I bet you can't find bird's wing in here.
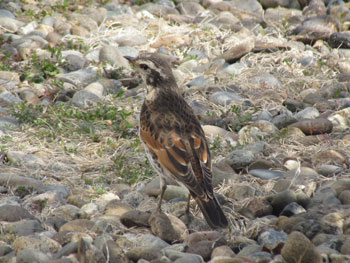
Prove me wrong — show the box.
[140,123,213,199]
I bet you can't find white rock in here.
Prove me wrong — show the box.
[19,21,38,35]
[95,192,120,210]
[136,10,156,19]
[222,62,245,75]
[294,107,320,120]
[284,159,299,170]
[81,203,99,216]
[209,91,242,106]
[327,108,350,132]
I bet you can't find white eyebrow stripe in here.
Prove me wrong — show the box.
[139,59,168,80]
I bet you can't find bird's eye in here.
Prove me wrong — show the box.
[139,64,149,70]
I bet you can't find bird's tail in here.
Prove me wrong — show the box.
[193,195,228,229]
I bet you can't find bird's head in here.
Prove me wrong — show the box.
[125,53,178,98]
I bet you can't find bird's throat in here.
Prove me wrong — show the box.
[145,86,158,101]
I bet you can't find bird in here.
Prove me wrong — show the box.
[125,52,228,228]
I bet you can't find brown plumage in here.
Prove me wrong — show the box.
[126,53,228,228]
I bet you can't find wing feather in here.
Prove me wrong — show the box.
[140,123,212,198]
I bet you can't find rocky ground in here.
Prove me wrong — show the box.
[0,0,350,262]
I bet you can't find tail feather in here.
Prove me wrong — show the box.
[194,196,228,229]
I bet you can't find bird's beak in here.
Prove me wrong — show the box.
[124,56,138,67]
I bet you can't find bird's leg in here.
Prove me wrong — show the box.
[157,176,167,212]
[185,194,191,215]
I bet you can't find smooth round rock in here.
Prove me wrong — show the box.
[0,205,34,222]
[280,202,306,217]
[99,45,130,68]
[59,219,96,233]
[249,169,285,180]
[289,118,333,135]
[211,245,236,259]
[225,150,255,169]
[126,246,163,262]
[120,210,151,228]
[281,231,322,263]
[16,248,50,263]
[149,211,188,243]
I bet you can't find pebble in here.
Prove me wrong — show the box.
[0,205,34,222]
[202,125,238,146]
[123,232,169,249]
[51,204,83,221]
[163,185,189,201]
[120,209,151,228]
[238,120,278,143]
[294,107,320,120]
[0,116,18,130]
[57,68,99,87]
[311,186,341,207]
[71,84,103,108]
[3,220,43,236]
[249,169,285,180]
[99,45,130,68]
[52,242,77,259]
[225,149,255,170]
[80,202,98,216]
[116,34,148,47]
[270,190,297,215]
[219,28,255,63]
[104,199,132,216]
[221,62,246,75]
[281,231,322,263]
[14,235,61,254]
[312,149,347,168]
[6,151,45,168]
[0,174,42,190]
[63,54,86,72]
[339,190,350,205]
[237,244,261,257]
[100,239,129,263]
[126,246,163,261]
[272,111,297,129]
[187,75,206,88]
[0,17,22,32]
[0,90,22,105]
[16,248,51,263]
[244,197,273,218]
[187,240,220,260]
[329,32,350,49]
[149,211,188,243]
[59,219,96,233]
[118,46,139,58]
[327,108,350,132]
[280,202,306,216]
[289,118,333,135]
[226,183,255,200]
[291,15,338,43]
[209,91,242,106]
[316,165,343,177]
[211,246,235,259]
[163,249,203,263]
[258,229,287,251]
